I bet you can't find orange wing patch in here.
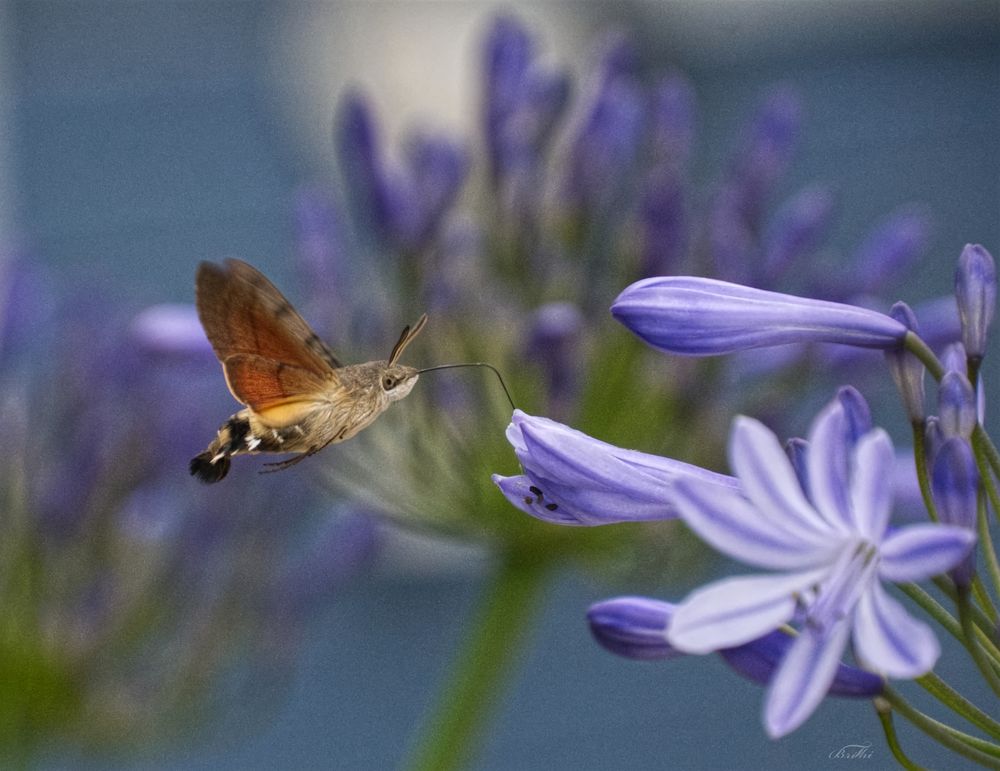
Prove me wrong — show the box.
[196,259,341,377]
[222,353,329,420]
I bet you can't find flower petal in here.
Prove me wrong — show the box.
[587,596,679,660]
[764,619,852,737]
[848,429,894,540]
[729,416,832,540]
[804,398,853,530]
[667,569,828,654]
[611,276,908,356]
[673,477,839,570]
[878,524,977,582]
[853,581,939,678]
[720,629,882,698]
[492,474,586,525]
[504,411,739,525]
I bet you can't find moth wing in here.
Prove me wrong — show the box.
[196,259,342,376]
[223,353,334,427]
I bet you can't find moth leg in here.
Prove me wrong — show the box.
[257,437,336,474]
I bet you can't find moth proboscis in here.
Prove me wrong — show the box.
[190,258,514,483]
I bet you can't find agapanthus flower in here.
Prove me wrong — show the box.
[492,410,738,526]
[954,243,996,359]
[930,437,978,588]
[612,277,908,356]
[665,392,975,736]
[0,277,378,755]
[588,596,883,698]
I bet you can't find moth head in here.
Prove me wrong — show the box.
[380,364,419,402]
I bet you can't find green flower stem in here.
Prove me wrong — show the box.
[917,671,1000,740]
[904,331,945,382]
[977,492,1000,610]
[874,697,926,771]
[910,420,938,522]
[900,583,962,640]
[881,687,1000,768]
[932,577,1000,655]
[902,582,1000,668]
[406,551,550,771]
[973,425,1000,523]
[957,590,1000,698]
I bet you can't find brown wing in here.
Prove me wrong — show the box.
[195,259,342,376]
[223,354,329,427]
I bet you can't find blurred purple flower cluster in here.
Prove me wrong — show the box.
[0,256,377,755]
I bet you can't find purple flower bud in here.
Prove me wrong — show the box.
[0,255,54,366]
[638,170,687,278]
[836,386,874,443]
[525,302,584,417]
[853,206,931,293]
[761,185,835,283]
[482,16,569,191]
[612,277,908,357]
[336,92,406,245]
[131,304,214,361]
[940,341,967,376]
[587,597,679,660]
[931,437,978,587]
[588,597,883,697]
[726,87,801,226]
[404,131,470,246]
[493,411,739,526]
[565,38,645,213]
[885,303,925,422]
[719,630,883,698]
[938,370,977,439]
[955,243,996,358]
[649,72,696,171]
[924,416,945,469]
[483,16,533,139]
[707,185,757,284]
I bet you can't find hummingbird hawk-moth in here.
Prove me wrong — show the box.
[190,258,429,483]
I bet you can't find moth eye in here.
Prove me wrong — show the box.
[382,375,396,391]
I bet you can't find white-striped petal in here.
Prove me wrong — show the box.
[849,430,894,539]
[674,479,841,570]
[852,582,939,678]
[667,569,829,654]
[729,417,832,540]
[878,524,977,582]
[764,620,852,737]
[805,400,853,530]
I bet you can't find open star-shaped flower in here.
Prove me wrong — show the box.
[666,391,976,737]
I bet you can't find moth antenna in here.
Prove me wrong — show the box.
[417,362,517,411]
[389,313,429,365]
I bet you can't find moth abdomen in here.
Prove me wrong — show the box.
[190,451,231,483]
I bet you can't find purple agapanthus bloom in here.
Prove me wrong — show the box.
[491,410,739,526]
[665,392,975,736]
[588,596,883,698]
[611,277,908,356]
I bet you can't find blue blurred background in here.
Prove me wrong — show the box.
[2,1,997,769]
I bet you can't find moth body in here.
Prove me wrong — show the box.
[190,259,425,483]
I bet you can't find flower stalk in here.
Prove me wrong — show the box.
[406,552,551,771]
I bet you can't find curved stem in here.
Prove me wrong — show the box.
[882,686,1000,768]
[904,331,945,382]
[917,671,1000,740]
[875,697,926,771]
[957,590,1000,698]
[911,421,938,522]
[406,551,550,771]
